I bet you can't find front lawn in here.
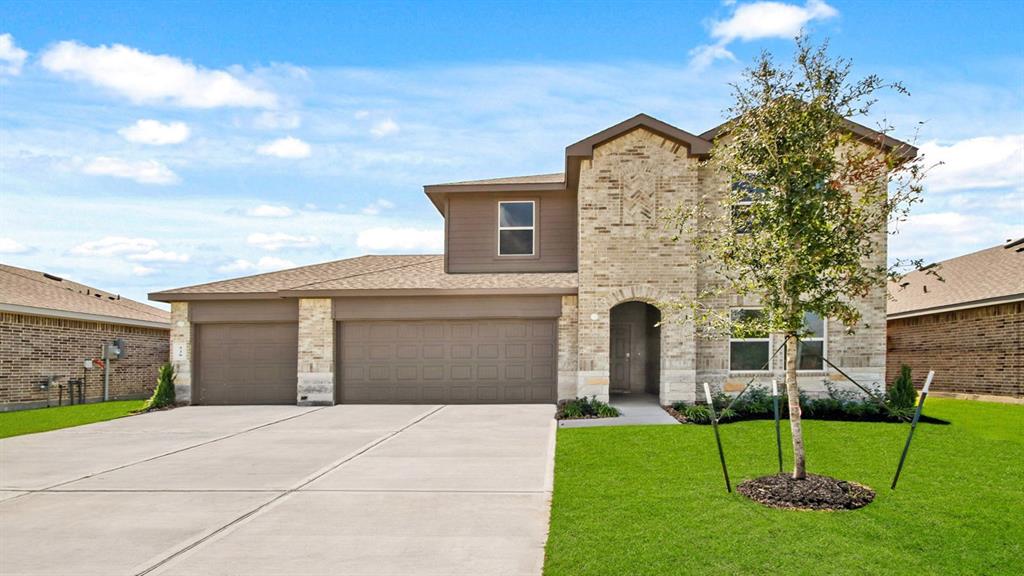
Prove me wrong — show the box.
[0,400,146,439]
[545,398,1023,575]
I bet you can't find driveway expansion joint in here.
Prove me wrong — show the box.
[133,404,446,576]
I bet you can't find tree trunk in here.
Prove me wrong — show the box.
[785,333,807,479]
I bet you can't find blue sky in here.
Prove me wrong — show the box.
[1,0,1022,307]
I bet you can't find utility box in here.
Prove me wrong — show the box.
[107,338,127,360]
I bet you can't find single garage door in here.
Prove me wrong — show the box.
[196,323,298,405]
[339,319,556,404]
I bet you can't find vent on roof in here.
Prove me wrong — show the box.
[43,273,63,282]
[1004,237,1024,250]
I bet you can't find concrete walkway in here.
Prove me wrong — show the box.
[558,394,679,428]
[0,404,555,576]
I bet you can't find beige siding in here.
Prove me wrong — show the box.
[446,190,577,273]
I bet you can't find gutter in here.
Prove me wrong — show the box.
[887,293,1024,320]
[0,303,170,330]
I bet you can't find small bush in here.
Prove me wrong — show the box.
[667,381,918,425]
[889,364,916,411]
[556,396,620,420]
[144,363,176,411]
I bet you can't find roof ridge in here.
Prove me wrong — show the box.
[286,255,444,290]
[0,265,168,320]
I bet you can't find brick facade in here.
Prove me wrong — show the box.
[887,302,1023,397]
[0,312,169,410]
[169,302,192,404]
[570,127,889,403]
[297,298,335,406]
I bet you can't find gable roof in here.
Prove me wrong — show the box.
[887,239,1024,318]
[0,263,170,328]
[565,113,712,159]
[700,115,918,161]
[150,255,577,301]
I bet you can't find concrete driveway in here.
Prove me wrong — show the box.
[0,404,555,576]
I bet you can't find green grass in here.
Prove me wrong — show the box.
[0,400,146,439]
[544,399,1023,575]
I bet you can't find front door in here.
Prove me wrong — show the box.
[610,324,631,393]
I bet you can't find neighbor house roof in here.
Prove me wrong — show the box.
[887,239,1024,318]
[0,263,170,328]
[150,255,578,301]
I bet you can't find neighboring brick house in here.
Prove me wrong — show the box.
[0,264,170,411]
[887,239,1023,399]
[151,114,912,406]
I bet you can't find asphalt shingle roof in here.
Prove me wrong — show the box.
[429,173,565,187]
[150,255,578,299]
[0,263,170,325]
[887,240,1024,316]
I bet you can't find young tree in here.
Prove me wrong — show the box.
[669,36,926,479]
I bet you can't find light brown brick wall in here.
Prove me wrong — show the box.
[574,127,889,402]
[0,312,169,409]
[887,302,1023,397]
[576,127,700,403]
[297,297,334,405]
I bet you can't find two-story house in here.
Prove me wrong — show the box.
[151,114,911,406]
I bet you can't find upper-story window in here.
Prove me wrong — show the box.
[730,179,762,234]
[498,201,535,256]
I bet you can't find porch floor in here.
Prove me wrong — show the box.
[558,394,679,428]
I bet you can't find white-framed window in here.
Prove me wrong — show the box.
[498,200,535,256]
[729,308,771,372]
[730,179,760,234]
[797,311,826,371]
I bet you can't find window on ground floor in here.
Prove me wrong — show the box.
[730,308,770,371]
[797,311,826,371]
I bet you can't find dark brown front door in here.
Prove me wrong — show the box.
[610,323,631,393]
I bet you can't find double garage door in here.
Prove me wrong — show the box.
[339,319,556,404]
[195,318,555,405]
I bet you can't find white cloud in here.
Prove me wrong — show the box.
[920,134,1024,193]
[127,249,190,263]
[890,211,1022,265]
[246,232,320,250]
[71,236,159,257]
[246,204,294,218]
[257,136,311,159]
[361,198,396,215]
[39,41,276,108]
[0,33,28,76]
[252,110,301,130]
[70,237,190,268]
[217,256,295,274]
[0,237,30,254]
[118,119,191,145]
[82,157,179,185]
[370,118,400,137]
[356,227,443,253]
[690,0,838,69]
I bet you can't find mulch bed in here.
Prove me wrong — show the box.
[737,473,875,511]
[662,405,688,422]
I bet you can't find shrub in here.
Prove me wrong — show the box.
[889,364,917,411]
[556,396,620,420]
[144,363,176,410]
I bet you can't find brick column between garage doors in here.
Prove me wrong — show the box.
[297,298,335,406]
[170,302,193,404]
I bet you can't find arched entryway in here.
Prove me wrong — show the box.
[609,301,661,397]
